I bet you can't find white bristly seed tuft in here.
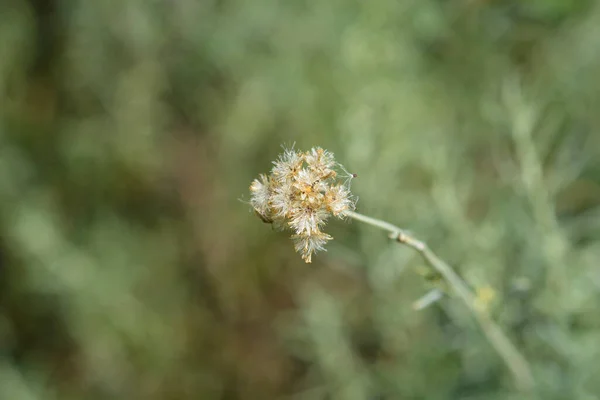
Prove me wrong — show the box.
[249,147,357,263]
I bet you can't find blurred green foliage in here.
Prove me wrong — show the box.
[1,0,600,399]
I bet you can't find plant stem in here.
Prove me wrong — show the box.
[343,210,535,391]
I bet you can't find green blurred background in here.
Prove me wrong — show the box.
[1,0,600,399]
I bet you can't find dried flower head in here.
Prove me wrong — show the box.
[249,147,357,263]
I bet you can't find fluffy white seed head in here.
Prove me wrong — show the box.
[249,147,356,263]
[291,232,332,263]
[288,206,329,236]
[271,147,304,184]
[325,184,355,216]
[249,174,272,217]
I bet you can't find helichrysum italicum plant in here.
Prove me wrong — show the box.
[249,147,356,263]
[249,146,535,392]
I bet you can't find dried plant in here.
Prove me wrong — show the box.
[249,147,356,263]
[250,146,535,391]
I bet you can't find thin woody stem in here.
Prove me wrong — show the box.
[342,210,535,391]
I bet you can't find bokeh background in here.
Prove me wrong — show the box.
[1,0,600,399]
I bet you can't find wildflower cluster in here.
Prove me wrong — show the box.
[250,147,356,263]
